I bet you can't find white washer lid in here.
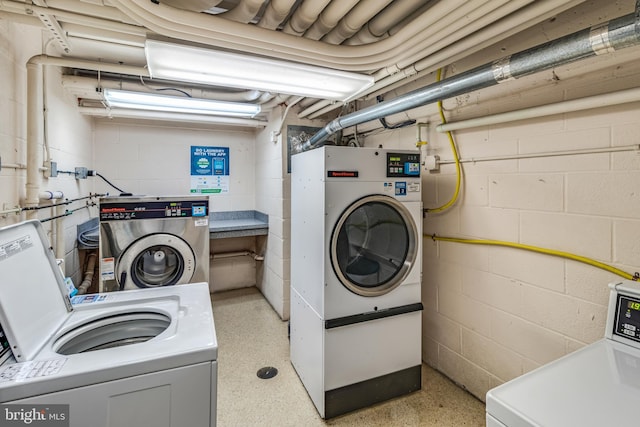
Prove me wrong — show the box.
[486,339,640,427]
[0,220,71,362]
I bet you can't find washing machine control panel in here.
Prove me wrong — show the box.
[386,152,420,178]
[100,200,209,221]
[614,294,640,343]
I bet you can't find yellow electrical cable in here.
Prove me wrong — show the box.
[425,69,462,213]
[430,234,638,281]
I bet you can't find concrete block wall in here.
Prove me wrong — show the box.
[255,108,289,319]
[364,0,640,401]
[92,121,256,211]
[368,95,640,402]
[255,106,325,320]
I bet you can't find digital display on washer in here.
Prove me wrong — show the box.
[100,200,209,221]
[386,153,420,178]
[614,295,640,343]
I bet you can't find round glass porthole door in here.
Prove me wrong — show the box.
[116,234,195,289]
[330,195,418,297]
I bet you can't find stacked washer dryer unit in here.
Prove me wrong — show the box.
[0,220,218,427]
[486,279,640,427]
[99,195,210,292]
[290,145,423,419]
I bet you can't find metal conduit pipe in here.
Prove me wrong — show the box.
[377,0,586,89]
[282,0,332,36]
[301,8,640,150]
[299,0,583,118]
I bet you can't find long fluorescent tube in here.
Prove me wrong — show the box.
[79,107,268,128]
[145,40,374,102]
[103,89,261,118]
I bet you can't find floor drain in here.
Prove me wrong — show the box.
[257,366,278,379]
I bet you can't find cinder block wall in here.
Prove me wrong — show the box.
[362,0,640,400]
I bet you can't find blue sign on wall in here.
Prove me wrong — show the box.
[190,146,230,194]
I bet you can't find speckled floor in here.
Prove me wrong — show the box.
[211,287,486,427]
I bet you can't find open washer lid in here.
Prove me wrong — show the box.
[0,220,72,362]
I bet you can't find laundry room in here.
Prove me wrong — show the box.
[1,0,640,426]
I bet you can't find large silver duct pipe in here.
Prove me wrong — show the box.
[302,5,640,150]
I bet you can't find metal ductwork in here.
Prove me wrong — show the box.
[302,3,640,151]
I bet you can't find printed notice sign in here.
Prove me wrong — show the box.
[190,146,230,194]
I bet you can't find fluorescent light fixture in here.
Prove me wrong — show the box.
[103,89,261,118]
[145,40,375,102]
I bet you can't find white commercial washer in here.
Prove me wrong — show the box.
[0,220,218,427]
[290,145,422,419]
[486,279,640,427]
[99,195,210,292]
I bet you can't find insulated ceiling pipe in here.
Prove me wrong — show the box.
[300,0,583,119]
[301,6,640,150]
[345,0,426,45]
[282,0,332,36]
[302,0,360,40]
[322,0,394,45]
[258,0,297,30]
[218,0,265,24]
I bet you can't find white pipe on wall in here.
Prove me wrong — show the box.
[39,191,64,200]
[438,145,640,165]
[437,87,640,132]
[25,60,44,219]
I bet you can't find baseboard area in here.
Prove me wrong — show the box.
[324,365,422,419]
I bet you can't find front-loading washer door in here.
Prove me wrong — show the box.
[330,195,418,297]
[117,234,196,289]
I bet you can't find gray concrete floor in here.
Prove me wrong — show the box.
[211,287,485,426]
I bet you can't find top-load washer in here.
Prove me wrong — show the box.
[99,195,210,292]
[0,220,218,427]
[290,146,423,419]
[291,145,422,319]
[486,279,640,427]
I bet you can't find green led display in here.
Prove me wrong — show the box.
[628,301,640,311]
